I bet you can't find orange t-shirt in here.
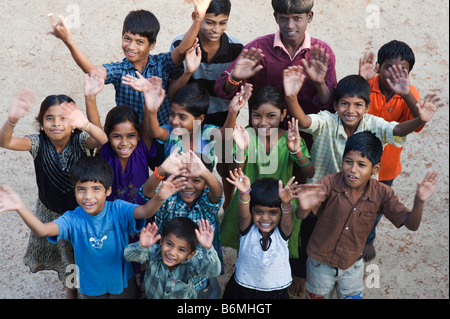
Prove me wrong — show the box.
[368,75,422,181]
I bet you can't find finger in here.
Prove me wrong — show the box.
[59,15,68,28]
[48,13,56,27]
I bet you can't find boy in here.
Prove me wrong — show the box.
[295,131,440,299]
[169,0,244,210]
[284,71,443,184]
[48,0,212,125]
[124,217,221,299]
[139,150,224,298]
[0,156,187,298]
[214,0,337,147]
[358,40,427,260]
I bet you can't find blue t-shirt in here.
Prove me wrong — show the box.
[48,200,144,296]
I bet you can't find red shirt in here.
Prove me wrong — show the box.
[214,31,337,148]
[368,75,422,181]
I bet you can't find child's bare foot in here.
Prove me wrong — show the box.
[289,275,306,298]
[363,243,376,262]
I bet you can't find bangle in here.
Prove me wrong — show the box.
[7,119,17,126]
[238,193,250,204]
[236,147,248,157]
[298,157,310,167]
[81,121,90,131]
[227,72,242,86]
[233,154,246,164]
[153,166,166,180]
[289,146,303,155]
[240,188,251,194]
[281,201,293,213]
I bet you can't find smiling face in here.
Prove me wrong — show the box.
[250,102,286,137]
[108,121,139,159]
[275,12,313,46]
[251,205,282,235]
[334,95,369,135]
[198,13,229,43]
[121,32,153,66]
[41,105,73,145]
[177,176,206,207]
[342,150,380,192]
[74,181,111,216]
[160,232,196,270]
[169,103,204,136]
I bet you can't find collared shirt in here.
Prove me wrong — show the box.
[103,53,182,125]
[171,32,244,114]
[368,75,422,181]
[214,31,337,146]
[301,111,406,183]
[124,242,221,299]
[307,172,411,270]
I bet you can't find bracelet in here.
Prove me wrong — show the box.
[153,166,166,180]
[236,147,248,156]
[227,72,242,86]
[7,119,17,126]
[233,154,246,164]
[81,121,90,131]
[240,188,251,194]
[238,193,250,204]
[281,201,293,213]
[298,157,310,167]
[289,146,303,155]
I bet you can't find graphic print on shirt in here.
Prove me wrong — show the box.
[89,235,107,249]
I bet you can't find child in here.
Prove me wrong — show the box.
[214,0,337,146]
[0,156,187,298]
[0,89,107,299]
[284,70,443,185]
[220,85,314,258]
[48,0,212,125]
[124,217,221,299]
[122,72,252,169]
[139,150,224,298]
[222,168,306,299]
[358,40,429,260]
[295,131,440,299]
[169,0,244,210]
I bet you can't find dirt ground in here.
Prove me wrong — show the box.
[0,0,448,299]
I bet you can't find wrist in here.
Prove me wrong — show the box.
[6,117,18,126]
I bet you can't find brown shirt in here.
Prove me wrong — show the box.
[307,172,411,270]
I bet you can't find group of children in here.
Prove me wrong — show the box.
[0,0,444,300]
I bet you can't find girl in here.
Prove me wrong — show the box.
[121,71,252,170]
[220,85,315,257]
[222,168,300,299]
[84,72,157,205]
[0,89,107,298]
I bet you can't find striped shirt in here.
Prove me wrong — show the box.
[301,111,406,183]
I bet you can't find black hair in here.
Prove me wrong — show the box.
[377,40,415,72]
[249,178,282,212]
[35,95,75,127]
[171,82,210,118]
[103,105,141,137]
[122,10,160,44]
[272,0,314,14]
[162,217,199,252]
[207,0,231,16]
[343,131,383,167]
[70,156,114,191]
[334,75,371,106]
[248,85,284,111]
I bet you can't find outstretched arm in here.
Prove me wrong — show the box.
[287,118,315,178]
[278,176,298,236]
[226,168,252,232]
[0,185,59,237]
[403,170,440,231]
[48,14,106,76]
[84,69,105,129]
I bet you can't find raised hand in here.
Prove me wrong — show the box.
[47,14,73,45]
[84,71,105,97]
[286,118,301,153]
[192,0,213,21]
[233,124,249,151]
[416,170,440,202]
[59,101,90,131]
[159,148,188,176]
[8,89,37,124]
[139,222,161,248]
[184,151,208,177]
[195,219,214,249]
[417,93,444,123]
[226,168,251,193]
[283,66,306,97]
[0,185,24,213]
[278,176,298,205]
[229,83,253,113]
[230,48,264,81]
[359,51,378,81]
[386,64,411,96]
[301,45,329,85]
[156,174,188,201]
[294,184,327,212]
[184,41,202,74]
